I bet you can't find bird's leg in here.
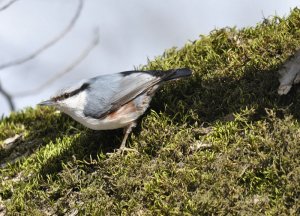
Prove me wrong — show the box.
[117,122,138,153]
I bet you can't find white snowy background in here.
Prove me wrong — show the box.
[0,0,299,115]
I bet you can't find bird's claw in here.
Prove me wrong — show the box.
[107,147,138,156]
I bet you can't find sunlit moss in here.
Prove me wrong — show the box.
[1,8,300,215]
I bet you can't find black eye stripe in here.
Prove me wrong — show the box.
[53,83,89,101]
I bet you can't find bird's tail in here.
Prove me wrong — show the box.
[164,68,192,81]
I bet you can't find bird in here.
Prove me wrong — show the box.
[39,68,192,153]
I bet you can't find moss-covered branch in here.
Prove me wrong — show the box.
[1,8,300,215]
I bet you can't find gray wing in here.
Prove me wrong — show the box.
[83,71,172,118]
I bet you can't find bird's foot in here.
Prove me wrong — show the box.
[118,147,138,154]
[107,147,138,156]
[278,84,292,95]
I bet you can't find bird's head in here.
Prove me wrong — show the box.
[38,81,90,114]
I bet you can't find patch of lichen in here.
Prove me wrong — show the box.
[1,8,300,215]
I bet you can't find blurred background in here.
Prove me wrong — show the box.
[0,0,299,116]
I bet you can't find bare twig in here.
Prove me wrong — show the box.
[0,81,15,111]
[278,49,300,95]
[0,0,84,70]
[13,29,100,97]
[0,0,19,12]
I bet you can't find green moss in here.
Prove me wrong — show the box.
[1,8,300,215]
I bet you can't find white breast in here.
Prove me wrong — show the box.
[58,91,147,130]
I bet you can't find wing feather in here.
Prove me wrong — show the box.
[83,70,171,118]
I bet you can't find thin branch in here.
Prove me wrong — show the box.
[0,0,84,70]
[0,81,15,111]
[0,0,19,12]
[13,29,100,97]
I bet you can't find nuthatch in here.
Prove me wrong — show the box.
[39,68,192,153]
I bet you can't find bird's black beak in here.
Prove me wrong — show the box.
[38,100,56,106]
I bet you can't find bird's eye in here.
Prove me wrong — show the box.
[53,82,89,102]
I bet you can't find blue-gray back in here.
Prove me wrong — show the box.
[83,71,162,118]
